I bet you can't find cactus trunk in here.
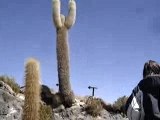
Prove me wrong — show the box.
[56,27,74,107]
[57,27,70,94]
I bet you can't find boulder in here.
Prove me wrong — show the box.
[0,81,23,120]
[41,85,53,106]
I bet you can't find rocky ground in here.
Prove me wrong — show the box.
[0,81,23,120]
[53,99,128,120]
[0,81,128,120]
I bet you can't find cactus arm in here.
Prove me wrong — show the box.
[65,0,76,29]
[52,0,62,28]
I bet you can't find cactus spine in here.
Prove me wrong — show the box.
[23,58,41,120]
[52,0,76,107]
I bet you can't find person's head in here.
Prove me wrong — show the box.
[143,60,160,78]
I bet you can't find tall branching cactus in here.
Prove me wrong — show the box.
[23,58,41,120]
[52,0,76,107]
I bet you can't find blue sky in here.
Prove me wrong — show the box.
[0,0,160,103]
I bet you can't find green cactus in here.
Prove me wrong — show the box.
[23,58,41,120]
[52,0,76,107]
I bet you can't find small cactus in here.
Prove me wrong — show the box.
[23,58,41,120]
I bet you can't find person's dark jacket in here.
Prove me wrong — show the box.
[126,75,160,120]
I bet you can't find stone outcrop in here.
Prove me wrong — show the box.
[0,81,23,120]
[0,82,128,120]
[53,98,128,120]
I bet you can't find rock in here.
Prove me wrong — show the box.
[53,105,65,113]
[73,99,85,107]
[41,85,53,106]
[53,97,129,120]
[0,81,15,96]
[0,82,129,120]
[0,81,23,120]
[16,93,25,101]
